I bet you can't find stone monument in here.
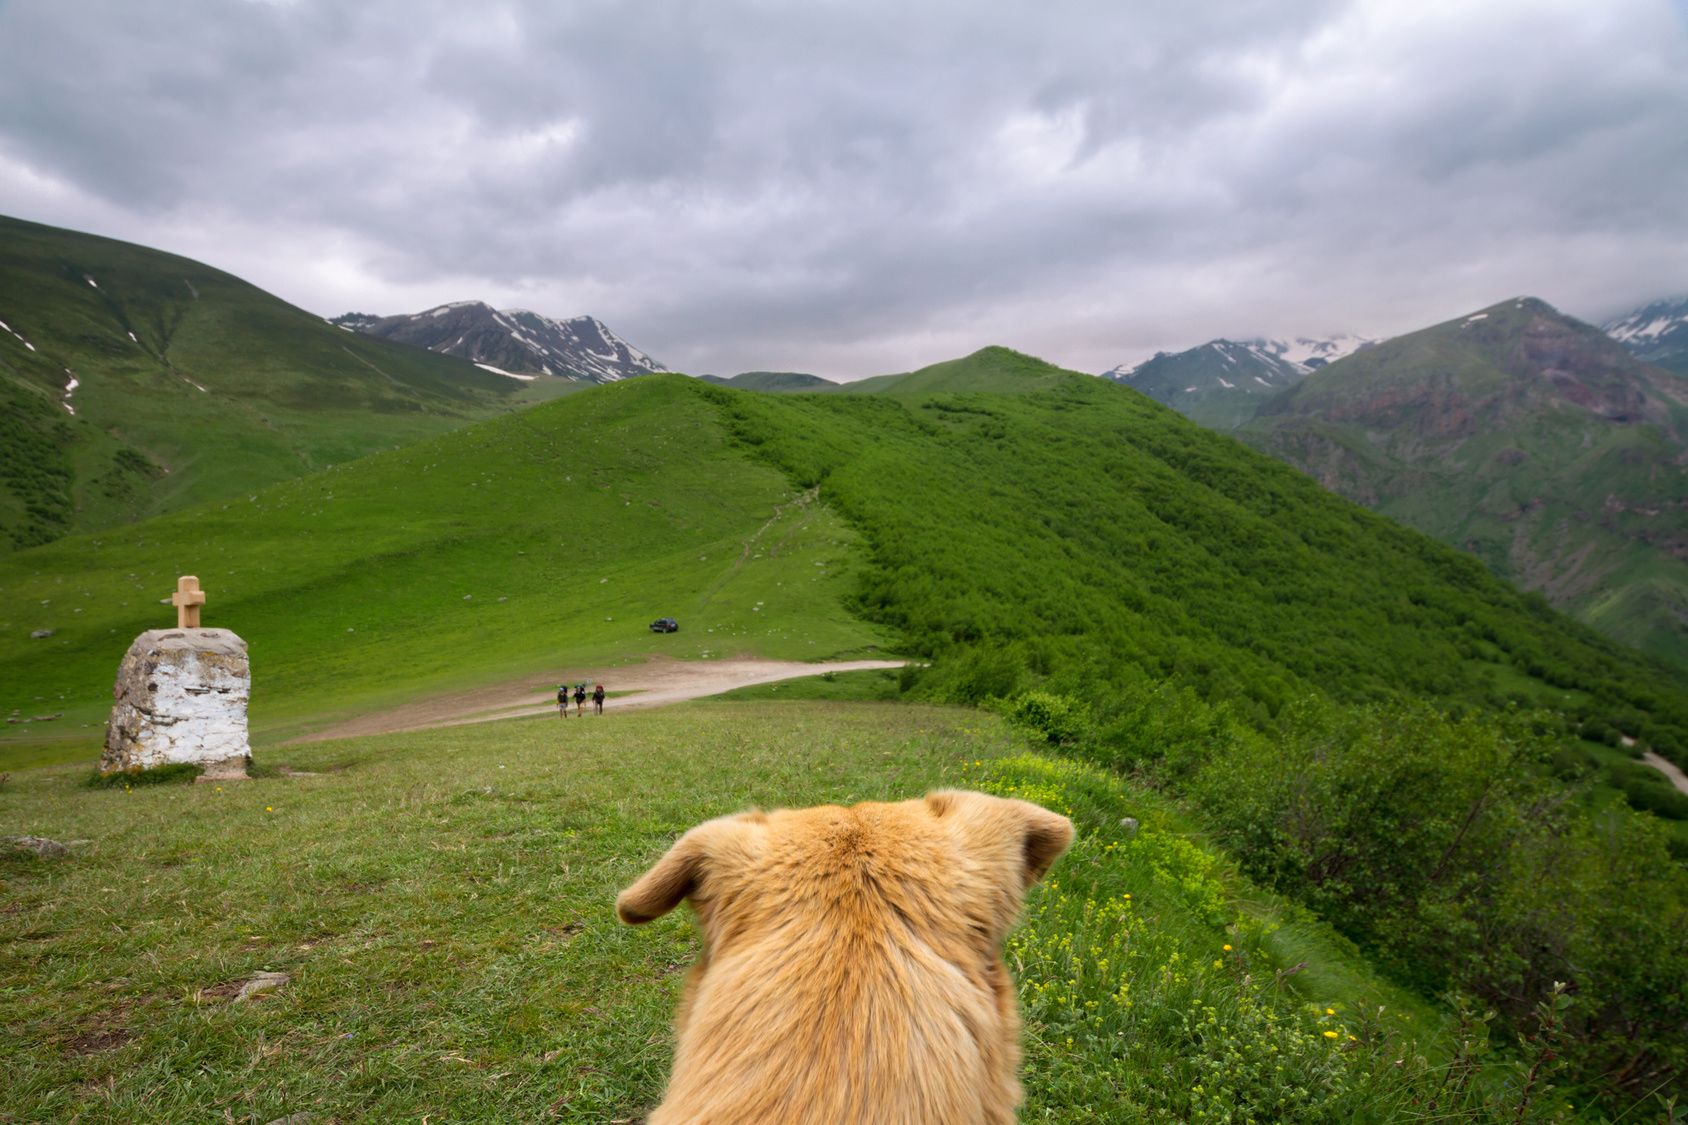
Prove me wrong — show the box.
[101,576,252,780]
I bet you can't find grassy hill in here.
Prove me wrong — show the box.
[698,370,836,392]
[0,215,551,550]
[5,349,1687,1107]
[832,346,1080,396]
[1242,298,1688,670]
[7,349,1685,760]
[0,376,883,753]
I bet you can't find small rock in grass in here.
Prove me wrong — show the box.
[1119,817,1140,837]
[6,835,72,858]
[236,971,291,1002]
[30,629,53,639]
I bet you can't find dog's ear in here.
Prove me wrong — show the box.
[616,813,761,925]
[1014,799,1074,887]
[925,789,1074,887]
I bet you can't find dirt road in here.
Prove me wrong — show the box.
[291,657,907,743]
[1643,750,1688,798]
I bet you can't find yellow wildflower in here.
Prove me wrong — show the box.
[1323,1030,1339,1040]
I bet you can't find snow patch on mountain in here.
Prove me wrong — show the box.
[1603,296,1688,373]
[475,362,536,381]
[1104,333,1372,386]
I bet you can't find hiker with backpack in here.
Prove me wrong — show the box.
[556,684,570,720]
[574,682,588,717]
[593,682,606,715]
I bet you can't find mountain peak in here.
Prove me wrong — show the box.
[334,303,664,383]
[1101,333,1371,429]
[1603,294,1688,374]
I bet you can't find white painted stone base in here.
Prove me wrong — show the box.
[102,628,252,777]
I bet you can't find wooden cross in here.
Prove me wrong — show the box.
[172,575,206,628]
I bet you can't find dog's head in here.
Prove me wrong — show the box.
[616,789,1073,955]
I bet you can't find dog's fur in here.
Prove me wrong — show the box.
[616,789,1074,1124]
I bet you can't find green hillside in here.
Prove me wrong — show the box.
[833,346,1079,396]
[7,350,1684,759]
[1244,298,1688,670]
[5,350,1687,1106]
[698,370,835,392]
[0,215,540,550]
[0,376,883,747]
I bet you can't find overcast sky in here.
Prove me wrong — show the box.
[3,0,1686,379]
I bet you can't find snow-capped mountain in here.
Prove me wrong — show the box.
[1250,334,1372,370]
[1603,296,1688,374]
[1102,335,1372,430]
[332,301,666,384]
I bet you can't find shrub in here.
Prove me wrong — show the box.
[1006,690,1092,746]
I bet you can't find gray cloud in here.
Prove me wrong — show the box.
[2,0,1686,378]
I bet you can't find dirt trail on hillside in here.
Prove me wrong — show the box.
[1643,751,1688,798]
[289,657,907,743]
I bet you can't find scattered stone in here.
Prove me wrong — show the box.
[30,713,62,722]
[103,629,252,779]
[1118,817,1140,838]
[6,835,72,858]
[235,971,291,1002]
[265,1114,314,1125]
[29,629,53,639]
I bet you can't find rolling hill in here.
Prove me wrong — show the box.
[0,216,550,552]
[6,347,1687,1106]
[1243,297,1688,669]
[6,348,1682,759]
[698,370,836,392]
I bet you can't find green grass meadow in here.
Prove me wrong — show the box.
[3,701,1543,1124]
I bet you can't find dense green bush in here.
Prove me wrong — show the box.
[975,752,1584,1122]
[1005,690,1092,745]
[1175,697,1688,1106]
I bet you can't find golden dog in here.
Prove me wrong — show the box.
[616,789,1074,1123]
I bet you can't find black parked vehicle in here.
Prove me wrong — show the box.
[649,617,680,633]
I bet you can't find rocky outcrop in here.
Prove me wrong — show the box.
[102,629,251,778]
